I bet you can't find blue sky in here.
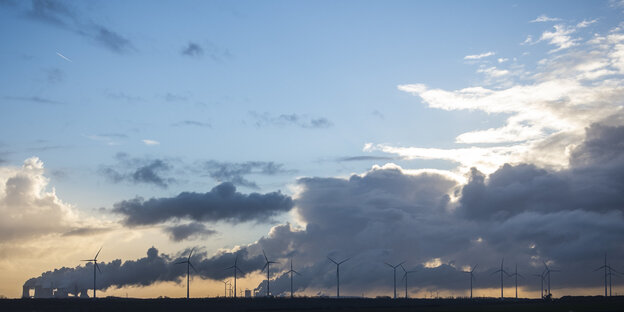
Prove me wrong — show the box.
[2,0,624,299]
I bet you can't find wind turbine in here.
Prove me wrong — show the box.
[542,261,559,297]
[221,280,230,297]
[80,247,102,298]
[594,253,620,297]
[175,248,196,299]
[400,264,416,299]
[507,263,523,299]
[225,254,244,298]
[463,264,478,299]
[385,261,405,299]
[533,272,545,299]
[261,250,279,297]
[328,256,350,298]
[492,258,510,300]
[286,258,301,298]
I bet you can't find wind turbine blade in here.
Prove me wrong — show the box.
[262,263,268,272]
[327,257,338,265]
[189,262,197,273]
[188,248,194,261]
[338,257,351,265]
[472,264,478,272]
[236,267,245,275]
[294,271,301,276]
[491,270,501,275]
[594,266,606,272]
[542,261,549,271]
[268,261,279,264]
[385,262,393,268]
[263,249,268,262]
[400,264,407,272]
[224,265,235,270]
[235,254,239,265]
[95,247,103,260]
[96,263,102,274]
[81,259,95,262]
[175,261,188,265]
[398,261,406,267]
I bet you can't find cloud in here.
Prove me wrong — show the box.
[539,24,579,52]
[172,120,211,128]
[100,153,174,188]
[24,0,133,54]
[530,15,562,23]
[61,226,113,237]
[163,222,216,242]
[0,157,75,241]
[26,124,624,295]
[142,139,160,146]
[476,66,510,77]
[2,95,63,105]
[23,246,265,295]
[463,51,495,60]
[84,133,127,146]
[250,112,333,129]
[181,42,203,57]
[112,182,294,227]
[337,156,396,162]
[200,160,293,189]
[390,24,624,173]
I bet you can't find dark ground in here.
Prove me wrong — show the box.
[1,296,623,312]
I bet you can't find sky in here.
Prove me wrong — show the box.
[1,0,624,299]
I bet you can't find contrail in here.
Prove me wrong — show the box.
[56,52,73,62]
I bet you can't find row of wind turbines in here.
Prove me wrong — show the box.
[79,248,621,299]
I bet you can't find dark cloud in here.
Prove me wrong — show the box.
[200,160,293,189]
[27,123,624,296]
[23,247,265,295]
[2,95,63,105]
[113,182,293,227]
[250,112,333,129]
[172,120,211,128]
[372,110,385,119]
[164,222,216,242]
[24,0,133,54]
[337,156,395,162]
[164,93,188,102]
[100,153,175,188]
[62,226,113,237]
[181,42,203,57]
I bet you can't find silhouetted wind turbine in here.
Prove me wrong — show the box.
[463,264,478,299]
[286,257,301,298]
[222,280,230,297]
[507,263,523,299]
[328,256,350,298]
[385,261,405,299]
[175,248,196,299]
[492,258,510,299]
[400,264,416,299]
[542,261,559,297]
[533,272,545,299]
[225,254,244,298]
[80,247,102,298]
[262,250,279,297]
[594,253,620,297]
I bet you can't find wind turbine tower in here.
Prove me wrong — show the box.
[508,264,523,299]
[225,254,245,298]
[286,258,301,298]
[594,253,620,297]
[385,261,405,299]
[400,264,416,299]
[542,261,559,297]
[328,256,350,298]
[175,248,196,299]
[80,247,102,299]
[261,250,279,297]
[492,258,510,300]
[463,264,478,299]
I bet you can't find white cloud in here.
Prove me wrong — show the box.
[142,139,160,146]
[0,158,76,241]
[464,51,495,60]
[497,58,509,63]
[530,15,562,23]
[577,19,598,28]
[539,24,579,52]
[386,24,624,174]
[476,66,510,77]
